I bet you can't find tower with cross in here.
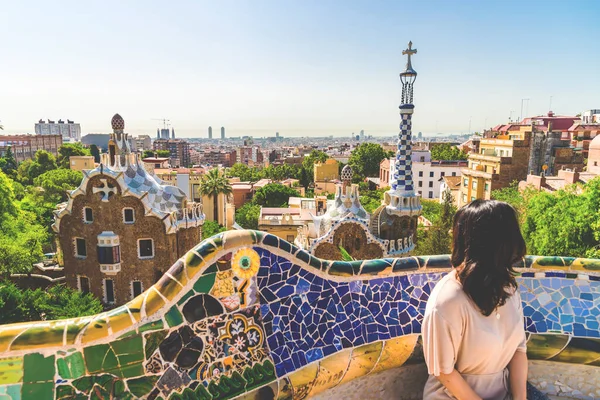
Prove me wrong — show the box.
[382,41,422,217]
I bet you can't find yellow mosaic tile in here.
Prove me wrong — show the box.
[155,274,183,302]
[0,325,30,352]
[105,307,135,336]
[0,356,23,385]
[223,230,255,251]
[143,288,167,318]
[11,323,64,351]
[370,335,419,374]
[276,377,294,400]
[336,341,383,385]
[80,316,110,344]
[549,338,600,365]
[287,360,318,399]
[306,348,352,397]
[210,270,235,298]
[527,334,570,360]
[126,294,145,323]
[64,317,95,345]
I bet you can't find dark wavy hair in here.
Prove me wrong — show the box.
[451,200,526,316]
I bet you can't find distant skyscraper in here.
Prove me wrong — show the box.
[156,129,160,139]
[35,119,81,141]
[159,128,170,139]
[221,127,225,139]
[360,130,365,141]
[276,132,279,138]
[171,128,175,139]
[208,126,213,139]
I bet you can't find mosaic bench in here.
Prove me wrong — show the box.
[0,230,599,400]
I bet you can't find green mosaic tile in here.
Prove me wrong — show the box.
[205,264,218,274]
[165,306,184,328]
[139,320,164,333]
[177,290,195,306]
[11,325,64,350]
[89,384,109,400]
[0,357,23,385]
[22,382,53,400]
[193,273,216,293]
[118,330,138,339]
[83,344,117,374]
[120,363,144,379]
[72,376,94,394]
[126,376,159,397]
[56,385,75,399]
[144,330,168,358]
[112,335,143,357]
[57,351,85,380]
[6,384,21,400]
[23,353,54,383]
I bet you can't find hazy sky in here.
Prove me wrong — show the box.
[1,0,599,137]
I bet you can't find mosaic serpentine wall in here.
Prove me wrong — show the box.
[0,230,599,400]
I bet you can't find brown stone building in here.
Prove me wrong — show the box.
[0,134,62,163]
[53,114,205,306]
[153,139,191,167]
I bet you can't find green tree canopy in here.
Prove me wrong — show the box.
[0,171,18,219]
[252,183,300,207]
[199,168,232,221]
[142,150,171,159]
[430,143,468,161]
[414,188,456,256]
[34,169,83,202]
[17,150,58,185]
[226,163,263,182]
[202,220,226,240]
[359,188,386,214]
[348,143,388,180]
[0,282,103,324]
[235,203,261,230]
[0,147,17,177]
[57,143,91,168]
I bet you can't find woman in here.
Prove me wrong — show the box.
[422,200,528,400]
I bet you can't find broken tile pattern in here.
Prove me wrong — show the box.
[0,230,597,399]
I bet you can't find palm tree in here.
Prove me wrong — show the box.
[199,168,232,223]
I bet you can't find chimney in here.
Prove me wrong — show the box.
[526,174,545,190]
[558,168,579,184]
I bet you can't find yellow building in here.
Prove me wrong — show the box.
[258,208,310,242]
[458,135,530,207]
[69,156,95,171]
[314,159,339,182]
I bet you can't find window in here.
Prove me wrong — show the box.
[75,238,87,258]
[595,161,598,166]
[472,181,477,189]
[420,156,425,162]
[428,191,433,198]
[104,279,115,304]
[471,196,476,201]
[429,171,434,178]
[132,281,143,298]
[418,171,423,177]
[83,207,93,223]
[440,172,445,177]
[123,208,135,224]
[452,172,456,176]
[418,181,423,187]
[286,235,294,242]
[485,183,490,191]
[98,246,121,264]
[462,194,467,203]
[138,239,154,259]
[79,276,90,294]
[428,181,433,188]
[463,179,468,187]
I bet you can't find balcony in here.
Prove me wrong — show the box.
[0,230,595,399]
[99,263,121,275]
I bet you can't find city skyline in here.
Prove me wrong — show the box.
[1,0,599,137]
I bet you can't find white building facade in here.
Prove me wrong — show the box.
[35,119,81,141]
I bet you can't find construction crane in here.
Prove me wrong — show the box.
[151,118,170,129]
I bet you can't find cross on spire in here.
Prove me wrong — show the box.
[93,179,117,202]
[402,41,417,71]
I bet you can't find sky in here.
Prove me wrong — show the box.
[1,0,599,138]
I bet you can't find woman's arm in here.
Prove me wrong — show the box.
[508,350,528,400]
[436,369,483,400]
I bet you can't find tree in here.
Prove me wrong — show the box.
[142,150,170,159]
[359,188,386,213]
[34,169,83,202]
[348,143,388,180]
[1,146,17,177]
[17,150,59,184]
[226,163,262,182]
[0,212,48,274]
[430,143,468,161]
[252,183,299,207]
[89,144,101,163]
[235,203,261,230]
[0,282,103,324]
[57,143,90,168]
[202,220,226,239]
[0,171,18,219]
[414,188,455,256]
[199,168,232,222]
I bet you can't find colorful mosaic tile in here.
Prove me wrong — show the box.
[0,231,597,399]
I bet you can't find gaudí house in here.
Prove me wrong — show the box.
[0,43,598,400]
